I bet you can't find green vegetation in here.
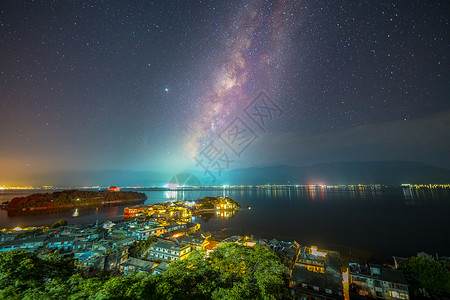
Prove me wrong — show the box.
[0,243,288,299]
[129,236,157,258]
[50,219,68,229]
[6,190,147,211]
[0,250,75,298]
[159,242,289,299]
[197,196,240,210]
[199,199,215,209]
[399,256,450,292]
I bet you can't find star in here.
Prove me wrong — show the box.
[165,88,169,92]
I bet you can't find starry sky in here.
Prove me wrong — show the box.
[0,0,449,186]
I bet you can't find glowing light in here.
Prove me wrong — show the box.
[13,227,22,231]
[342,271,349,282]
[72,208,79,217]
[310,246,327,257]
[163,182,179,199]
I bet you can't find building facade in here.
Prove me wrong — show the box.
[349,263,410,299]
[148,239,191,262]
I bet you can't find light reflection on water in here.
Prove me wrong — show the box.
[0,186,449,256]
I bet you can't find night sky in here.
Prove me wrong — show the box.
[0,1,449,186]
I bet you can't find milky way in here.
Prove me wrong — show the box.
[185,0,299,158]
[0,0,448,185]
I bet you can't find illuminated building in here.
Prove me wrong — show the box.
[290,268,344,299]
[124,204,189,221]
[290,246,343,299]
[349,263,409,299]
[120,257,156,276]
[295,246,328,273]
[47,236,77,250]
[153,261,170,275]
[175,235,207,251]
[133,226,166,240]
[148,239,191,262]
[213,197,239,210]
[0,235,47,252]
[124,206,147,218]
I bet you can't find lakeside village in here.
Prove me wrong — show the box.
[1,196,450,299]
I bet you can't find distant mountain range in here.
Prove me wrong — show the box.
[220,161,450,185]
[27,161,450,187]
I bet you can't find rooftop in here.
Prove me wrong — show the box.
[349,263,408,284]
[292,267,343,291]
[121,257,154,269]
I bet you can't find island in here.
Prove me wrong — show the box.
[123,196,241,220]
[196,196,240,211]
[4,190,147,215]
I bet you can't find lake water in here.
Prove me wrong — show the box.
[1,186,449,257]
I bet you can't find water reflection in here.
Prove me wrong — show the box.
[0,185,449,229]
[196,209,238,223]
[234,185,450,206]
[402,185,450,206]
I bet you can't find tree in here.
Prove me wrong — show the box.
[89,274,145,300]
[41,252,76,281]
[50,219,68,229]
[0,243,289,299]
[208,243,289,299]
[129,236,157,258]
[153,243,289,299]
[0,250,47,291]
[0,250,77,299]
[399,256,450,292]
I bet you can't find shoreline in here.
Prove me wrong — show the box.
[6,198,146,212]
[4,199,146,218]
[3,190,147,216]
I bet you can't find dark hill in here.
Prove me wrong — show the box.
[24,161,450,186]
[222,161,450,185]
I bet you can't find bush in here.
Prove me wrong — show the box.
[50,219,68,229]
[400,256,450,292]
